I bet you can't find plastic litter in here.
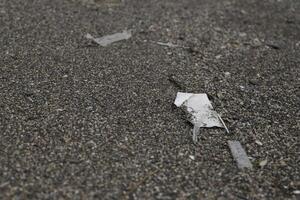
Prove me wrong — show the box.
[259,159,268,167]
[79,0,123,7]
[255,140,263,146]
[86,30,131,47]
[293,190,300,195]
[189,155,195,160]
[228,140,253,169]
[174,92,228,143]
[156,41,179,48]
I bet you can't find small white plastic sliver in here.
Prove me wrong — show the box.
[156,42,179,48]
[228,140,253,169]
[86,30,132,47]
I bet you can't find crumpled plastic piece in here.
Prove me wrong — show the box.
[175,93,223,128]
[86,30,131,47]
[228,140,253,169]
[174,92,227,143]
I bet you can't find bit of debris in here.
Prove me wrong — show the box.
[85,30,131,47]
[279,160,287,166]
[174,93,224,128]
[217,114,229,134]
[228,140,253,170]
[0,182,9,188]
[239,32,247,37]
[174,92,228,143]
[259,159,268,167]
[189,155,195,160]
[252,38,262,47]
[255,140,263,146]
[78,0,123,7]
[224,72,231,77]
[156,41,179,48]
[215,54,222,59]
[192,126,200,143]
[293,190,300,195]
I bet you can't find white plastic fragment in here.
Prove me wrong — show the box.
[224,72,231,77]
[293,190,300,195]
[189,155,195,160]
[86,30,131,47]
[217,114,230,134]
[192,126,200,143]
[80,0,123,7]
[259,159,268,167]
[174,92,227,143]
[175,93,224,127]
[228,140,253,169]
[255,140,263,146]
[156,41,179,48]
[215,54,222,59]
[0,182,9,188]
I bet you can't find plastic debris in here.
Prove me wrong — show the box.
[174,92,228,143]
[259,159,268,167]
[217,114,230,134]
[215,54,222,59]
[189,155,195,160]
[156,41,179,48]
[0,182,9,188]
[293,190,300,195]
[224,72,231,77]
[255,140,263,146]
[228,140,253,169]
[79,0,123,7]
[86,30,131,47]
